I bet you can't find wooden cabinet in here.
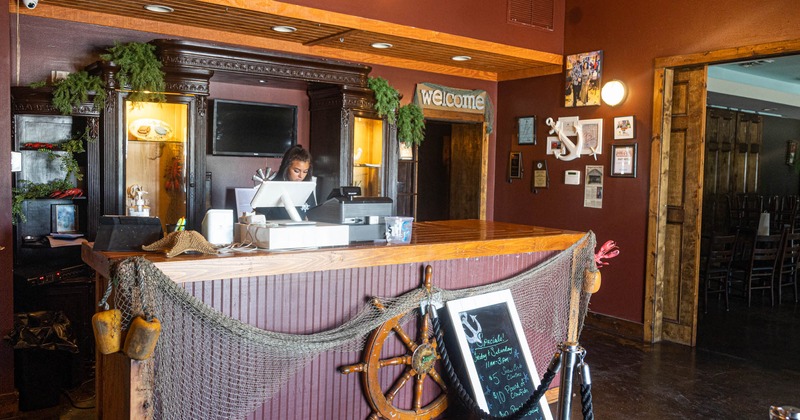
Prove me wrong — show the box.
[11,87,100,265]
[308,84,398,210]
[89,60,212,232]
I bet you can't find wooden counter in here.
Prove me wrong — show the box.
[83,220,587,419]
[83,220,583,283]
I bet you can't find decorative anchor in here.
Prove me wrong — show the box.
[546,117,600,161]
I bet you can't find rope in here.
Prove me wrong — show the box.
[431,309,559,420]
[580,384,594,420]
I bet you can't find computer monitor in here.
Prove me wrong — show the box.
[250,180,317,222]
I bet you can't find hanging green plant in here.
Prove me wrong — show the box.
[368,76,400,125]
[100,41,166,103]
[51,71,107,115]
[397,103,425,147]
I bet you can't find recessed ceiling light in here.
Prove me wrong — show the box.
[371,43,393,49]
[272,26,297,33]
[451,55,472,61]
[143,4,174,13]
[258,80,267,84]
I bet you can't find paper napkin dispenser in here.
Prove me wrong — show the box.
[94,215,163,251]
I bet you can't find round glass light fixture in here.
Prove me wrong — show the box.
[272,26,297,33]
[451,55,472,61]
[371,42,393,49]
[601,80,627,106]
[143,4,174,13]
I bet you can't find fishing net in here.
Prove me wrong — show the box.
[110,231,596,419]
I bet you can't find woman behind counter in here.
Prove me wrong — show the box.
[257,145,317,220]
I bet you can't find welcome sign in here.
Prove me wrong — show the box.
[413,83,494,132]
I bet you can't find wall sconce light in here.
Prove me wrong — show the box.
[601,80,627,106]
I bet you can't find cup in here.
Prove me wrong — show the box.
[384,216,414,244]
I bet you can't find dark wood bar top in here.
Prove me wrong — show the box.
[82,220,585,283]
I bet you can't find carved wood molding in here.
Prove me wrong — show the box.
[153,39,370,88]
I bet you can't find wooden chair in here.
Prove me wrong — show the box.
[730,233,782,306]
[700,233,738,312]
[776,229,800,304]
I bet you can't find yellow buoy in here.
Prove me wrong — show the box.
[92,309,123,355]
[124,316,162,360]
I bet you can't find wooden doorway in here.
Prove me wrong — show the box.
[400,115,487,221]
[645,39,800,345]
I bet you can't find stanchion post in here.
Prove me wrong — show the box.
[557,342,581,420]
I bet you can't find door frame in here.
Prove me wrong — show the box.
[422,109,489,220]
[645,38,800,343]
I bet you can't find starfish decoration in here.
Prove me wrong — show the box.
[142,230,218,258]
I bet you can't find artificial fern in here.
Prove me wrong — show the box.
[51,71,106,115]
[101,41,166,103]
[368,76,400,125]
[397,103,425,147]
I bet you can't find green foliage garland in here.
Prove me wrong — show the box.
[51,71,107,115]
[100,41,166,103]
[11,129,93,225]
[12,179,74,224]
[397,103,425,147]
[367,76,425,146]
[367,76,400,125]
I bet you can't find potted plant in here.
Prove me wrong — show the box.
[367,76,425,146]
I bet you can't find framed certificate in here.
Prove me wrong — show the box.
[517,116,536,145]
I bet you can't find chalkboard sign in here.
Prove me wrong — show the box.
[444,289,553,419]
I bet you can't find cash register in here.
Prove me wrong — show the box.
[306,187,393,242]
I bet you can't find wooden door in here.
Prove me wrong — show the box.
[651,66,708,346]
[449,123,484,219]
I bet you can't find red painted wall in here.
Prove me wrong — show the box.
[281,0,565,53]
[495,0,800,323]
[1,2,14,404]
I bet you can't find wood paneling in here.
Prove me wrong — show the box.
[15,0,563,82]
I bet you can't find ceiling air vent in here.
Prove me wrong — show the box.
[508,0,554,30]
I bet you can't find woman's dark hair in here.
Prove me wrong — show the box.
[277,145,312,181]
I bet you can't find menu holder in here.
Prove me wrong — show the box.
[442,289,553,419]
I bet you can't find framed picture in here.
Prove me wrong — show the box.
[51,204,79,233]
[613,116,635,139]
[444,290,553,419]
[611,143,638,177]
[508,151,523,180]
[564,50,603,107]
[557,116,579,136]
[579,118,603,155]
[517,116,536,145]
[546,136,562,155]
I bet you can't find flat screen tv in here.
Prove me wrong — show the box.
[211,99,297,157]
